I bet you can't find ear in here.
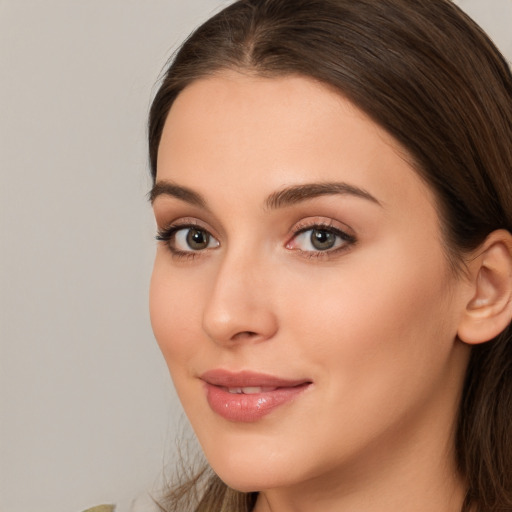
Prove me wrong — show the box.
[457,229,512,345]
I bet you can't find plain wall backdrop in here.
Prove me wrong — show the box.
[1,1,511,511]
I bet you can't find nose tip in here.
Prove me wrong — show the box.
[202,303,278,345]
[201,262,278,345]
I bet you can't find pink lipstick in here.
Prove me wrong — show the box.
[200,370,311,422]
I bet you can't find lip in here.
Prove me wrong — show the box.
[200,370,312,423]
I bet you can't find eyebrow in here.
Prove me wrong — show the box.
[149,181,207,208]
[265,182,381,209]
[149,180,381,209]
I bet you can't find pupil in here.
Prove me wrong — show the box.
[311,229,335,250]
[187,228,209,250]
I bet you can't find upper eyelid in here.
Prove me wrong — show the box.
[152,200,222,232]
[157,223,217,242]
[290,217,355,237]
[289,225,356,244]
[294,224,355,240]
[158,218,216,234]
[156,216,356,246]
[157,216,202,227]
[156,214,224,240]
[295,223,344,234]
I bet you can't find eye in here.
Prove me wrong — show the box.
[175,227,217,251]
[286,225,355,254]
[156,224,220,255]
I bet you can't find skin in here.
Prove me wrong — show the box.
[150,72,475,512]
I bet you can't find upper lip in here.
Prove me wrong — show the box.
[200,369,311,388]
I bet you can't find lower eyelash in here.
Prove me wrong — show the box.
[294,244,352,260]
[155,225,196,260]
[171,251,199,261]
[292,224,357,258]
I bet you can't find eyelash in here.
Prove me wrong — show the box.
[287,221,356,259]
[155,221,356,260]
[156,222,217,261]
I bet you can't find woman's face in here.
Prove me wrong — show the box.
[150,73,471,495]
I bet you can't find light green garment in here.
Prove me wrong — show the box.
[81,506,115,512]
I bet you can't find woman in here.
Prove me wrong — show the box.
[147,0,512,511]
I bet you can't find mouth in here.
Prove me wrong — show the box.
[222,386,282,394]
[200,370,312,422]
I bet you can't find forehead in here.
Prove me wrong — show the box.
[156,72,434,215]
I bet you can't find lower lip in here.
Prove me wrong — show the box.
[204,383,310,422]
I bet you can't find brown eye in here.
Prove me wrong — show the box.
[164,225,219,253]
[157,224,220,254]
[186,228,211,250]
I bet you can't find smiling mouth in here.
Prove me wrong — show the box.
[200,369,311,388]
[200,370,312,422]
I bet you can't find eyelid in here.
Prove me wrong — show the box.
[156,216,219,238]
[155,218,220,258]
[285,218,357,256]
[289,217,355,239]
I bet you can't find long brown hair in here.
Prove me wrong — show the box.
[148,1,512,510]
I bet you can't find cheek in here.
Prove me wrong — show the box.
[281,241,458,398]
[149,258,204,371]
[262,246,461,478]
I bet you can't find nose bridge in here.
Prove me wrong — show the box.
[202,243,278,344]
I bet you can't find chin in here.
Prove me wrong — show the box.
[201,437,307,493]
[214,465,289,494]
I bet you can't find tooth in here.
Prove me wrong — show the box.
[241,387,262,394]
[241,387,278,394]
[226,386,278,394]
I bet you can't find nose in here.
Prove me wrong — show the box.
[201,249,279,346]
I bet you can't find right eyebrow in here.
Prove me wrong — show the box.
[149,180,207,209]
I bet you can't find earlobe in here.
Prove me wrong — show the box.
[457,230,512,345]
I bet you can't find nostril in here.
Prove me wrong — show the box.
[232,331,258,341]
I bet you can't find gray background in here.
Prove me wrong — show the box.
[1,1,511,511]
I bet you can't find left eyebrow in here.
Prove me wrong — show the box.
[265,182,382,210]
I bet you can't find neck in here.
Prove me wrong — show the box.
[254,456,466,512]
